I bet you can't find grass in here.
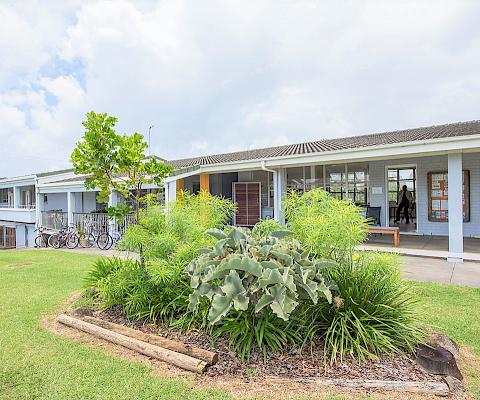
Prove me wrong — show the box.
[410,281,480,397]
[0,250,479,399]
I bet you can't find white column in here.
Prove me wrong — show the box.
[67,192,76,227]
[310,166,316,189]
[273,168,286,224]
[447,153,463,263]
[108,191,118,234]
[35,189,42,228]
[166,181,177,203]
[13,186,21,208]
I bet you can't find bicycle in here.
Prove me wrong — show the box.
[48,226,79,249]
[96,230,122,250]
[34,227,49,248]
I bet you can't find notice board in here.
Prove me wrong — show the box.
[427,170,470,222]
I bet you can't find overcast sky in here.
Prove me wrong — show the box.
[1,0,480,177]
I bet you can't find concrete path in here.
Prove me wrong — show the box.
[27,247,480,288]
[399,256,480,288]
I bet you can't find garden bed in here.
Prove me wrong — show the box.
[72,305,440,383]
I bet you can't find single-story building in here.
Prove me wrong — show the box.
[164,120,480,262]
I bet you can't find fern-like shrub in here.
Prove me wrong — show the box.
[186,226,334,359]
[84,192,236,323]
[284,188,369,263]
[251,219,287,239]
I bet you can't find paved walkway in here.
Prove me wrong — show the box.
[28,248,480,288]
[399,255,480,287]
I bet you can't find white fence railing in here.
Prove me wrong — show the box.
[41,211,68,231]
[41,211,136,234]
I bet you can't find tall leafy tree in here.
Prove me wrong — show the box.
[71,111,173,222]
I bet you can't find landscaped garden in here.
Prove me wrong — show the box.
[2,187,477,398]
[1,249,479,398]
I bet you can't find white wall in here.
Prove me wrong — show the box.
[42,192,67,211]
[369,152,480,237]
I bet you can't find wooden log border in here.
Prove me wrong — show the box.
[81,315,218,365]
[57,314,208,373]
[267,376,450,397]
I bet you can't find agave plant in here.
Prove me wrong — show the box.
[186,226,334,325]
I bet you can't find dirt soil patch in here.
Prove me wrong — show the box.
[73,305,439,382]
[44,297,467,399]
[5,262,33,268]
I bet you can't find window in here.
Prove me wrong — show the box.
[325,163,369,204]
[388,167,416,203]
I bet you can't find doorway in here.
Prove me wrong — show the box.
[387,166,417,232]
[233,182,261,226]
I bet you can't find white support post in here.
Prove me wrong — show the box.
[13,186,21,208]
[273,168,286,224]
[67,192,76,228]
[447,153,464,263]
[310,166,316,189]
[108,191,118,234]
[35,188,42,228]
[166,181,177,203]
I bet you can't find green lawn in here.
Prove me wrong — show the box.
[0,250,479,399]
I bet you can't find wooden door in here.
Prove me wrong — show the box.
[234,182,261,226]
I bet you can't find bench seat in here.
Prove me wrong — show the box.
[367,226,400,247]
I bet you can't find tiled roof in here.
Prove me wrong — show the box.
[167,120,480,169]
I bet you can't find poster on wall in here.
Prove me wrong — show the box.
[427,170,470,222]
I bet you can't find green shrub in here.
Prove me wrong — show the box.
[303,252,424,364]
[83,257,124,288]
[284,189,369,263]
[186,226,334,359]
[85,192,236,323]
[251,219,287,239]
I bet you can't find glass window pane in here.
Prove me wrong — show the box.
[399,169,414,180]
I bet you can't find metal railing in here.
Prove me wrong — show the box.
[41,211,68,231]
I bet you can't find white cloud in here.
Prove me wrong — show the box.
[1,0,480,176]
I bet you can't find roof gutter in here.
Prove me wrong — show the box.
[260,160,276,173]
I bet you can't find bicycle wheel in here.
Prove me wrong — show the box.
[35,235,46,248]
[79,233,94,248]
[65,234,79,249]
[97,232,113,250]
[48,234,61,249]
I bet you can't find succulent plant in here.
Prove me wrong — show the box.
[186,226,334,324]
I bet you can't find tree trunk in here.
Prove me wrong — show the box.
[416,344,463,380]
[57,314,208,373]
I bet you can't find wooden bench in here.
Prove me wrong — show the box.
[367,226,400,247]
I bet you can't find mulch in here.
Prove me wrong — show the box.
[72,305,440,383]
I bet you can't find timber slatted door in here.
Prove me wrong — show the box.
[233,182,261,226]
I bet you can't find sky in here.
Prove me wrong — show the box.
[1,0,480,177]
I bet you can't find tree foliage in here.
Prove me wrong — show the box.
[70,111,173,219]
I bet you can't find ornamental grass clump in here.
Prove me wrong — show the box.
[301,252,424,365]
[186,226,335,359]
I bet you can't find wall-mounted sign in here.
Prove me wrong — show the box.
[427,170,470,222]
[371,186,383,195]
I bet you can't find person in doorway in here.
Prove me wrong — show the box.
[395,185,413,224]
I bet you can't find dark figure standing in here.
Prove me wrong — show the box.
[395,185,413,224]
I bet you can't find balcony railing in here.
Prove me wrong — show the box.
[40,211,137,234]
[41,211,68,231]
[73,212,109,234]
[19,204,36,209]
